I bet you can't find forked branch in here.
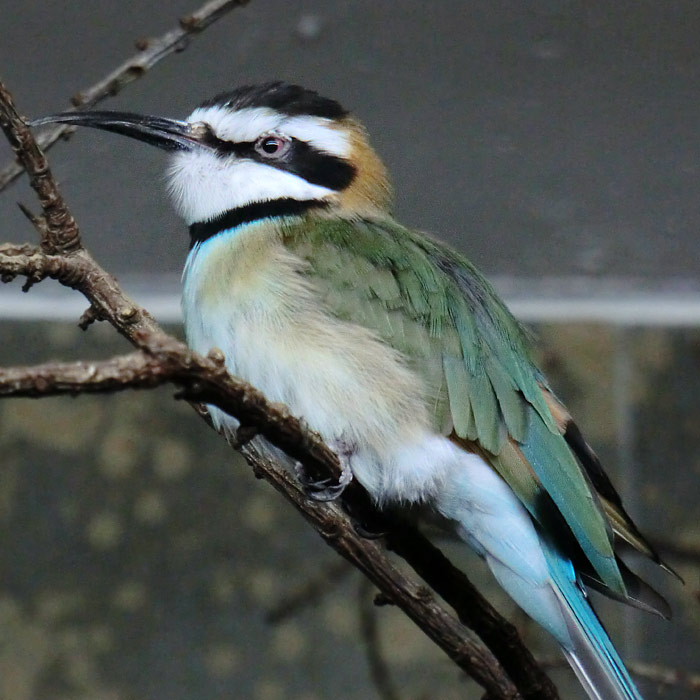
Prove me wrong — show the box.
[0,66,563,700]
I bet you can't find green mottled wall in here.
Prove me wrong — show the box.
[0,321,698,700]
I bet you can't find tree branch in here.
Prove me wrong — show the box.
[0,0,250,193]
[0,85,80,252]
[0,246,559,700]
[0,352,523,698]
[0,73,561,700]
[383,526,559,700]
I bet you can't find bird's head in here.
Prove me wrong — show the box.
[31,82,393,228]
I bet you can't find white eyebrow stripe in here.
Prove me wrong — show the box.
[282,116,351,157]
[186,106,351,158]
[188,106,282,142]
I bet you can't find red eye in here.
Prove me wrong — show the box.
[255,135,290,158]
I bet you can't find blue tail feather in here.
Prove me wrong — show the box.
[542,539,644,700]
[435,451,644,700]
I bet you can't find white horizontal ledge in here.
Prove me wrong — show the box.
[508,297,700,325]
[1,275,700,327]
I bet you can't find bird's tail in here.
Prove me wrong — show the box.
[433,452,644,700]
[542,540,644,700]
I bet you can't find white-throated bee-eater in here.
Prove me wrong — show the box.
[34,82,675,700]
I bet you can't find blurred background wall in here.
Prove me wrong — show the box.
[0,1,699,699]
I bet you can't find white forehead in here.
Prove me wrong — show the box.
[187,105,351,158]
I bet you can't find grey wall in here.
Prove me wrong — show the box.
[2,0,700,282]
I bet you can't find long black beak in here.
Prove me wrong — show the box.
[29,110,211,152]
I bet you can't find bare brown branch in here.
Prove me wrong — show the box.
[0,343,362,486]
[0,244,163,345]
[0,348,522,699]
[0,0,250,192]
[0,73,561,700]
[247,451,524,699]
[383,526,560,700]
[0,83,80,252]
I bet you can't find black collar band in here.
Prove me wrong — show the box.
[189,198,327,248]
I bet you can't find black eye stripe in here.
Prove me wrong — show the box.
[198,128,252,155]
[278,139,355,190]
[204,134,356,191]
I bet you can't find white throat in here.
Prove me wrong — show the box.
[167,150,336,225]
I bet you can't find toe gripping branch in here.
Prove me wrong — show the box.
[295,458,353,502]
[295,439,387,540]
[295,437,356,502]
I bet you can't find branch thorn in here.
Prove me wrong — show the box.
[78,305,101,330]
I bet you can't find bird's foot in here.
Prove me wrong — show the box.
[295,439,354,502]
[351,519,386,540]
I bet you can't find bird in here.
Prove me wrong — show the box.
[33,81,675,700]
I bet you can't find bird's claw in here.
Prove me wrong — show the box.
[296,438,355,502]
[295,462,353,502]
[351,520,386,539]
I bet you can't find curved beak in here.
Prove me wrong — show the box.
[29,110,211,152]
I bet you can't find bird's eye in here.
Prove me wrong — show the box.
[255,135,290,158]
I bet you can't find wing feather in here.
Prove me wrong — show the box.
[282,215,661,595]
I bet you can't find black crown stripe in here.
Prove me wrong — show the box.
[200,82,348,120]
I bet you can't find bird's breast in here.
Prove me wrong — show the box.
[181,222,430,455]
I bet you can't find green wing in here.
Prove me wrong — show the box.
[282,215,624,594]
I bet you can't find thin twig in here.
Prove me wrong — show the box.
[266,559,352,624]
[359,578,403,700]
[0,244,164,346]
[0,0,250,192]
[0,343,360,488]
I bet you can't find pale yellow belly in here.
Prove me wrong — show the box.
[181,225,431,458]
